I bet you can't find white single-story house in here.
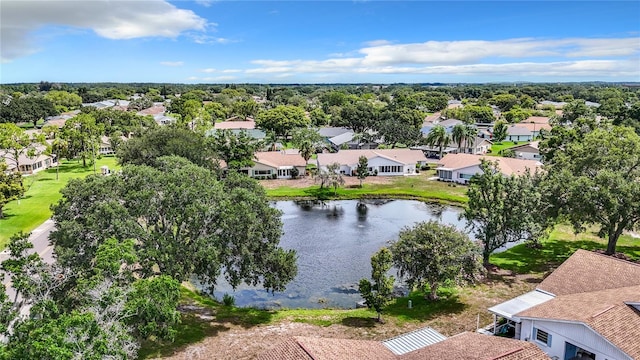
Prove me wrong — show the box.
[509,141,541,161]
[506,125,534,142]
[1,147,57,175]
[244,150,307,179]
[98,135,128,155]
[485,250,640,360]
[435,153,542,184]
[317,149,428,176]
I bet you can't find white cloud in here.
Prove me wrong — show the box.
[242,37,640,79]
[195,0,216,7]
[1,0,207,62]
[221,69,242,73]
[199,68,217,73]
[364,39,392,47]
[160,61,184,67]
[191,35,236,45]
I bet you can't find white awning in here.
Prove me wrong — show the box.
[488,290,554,320]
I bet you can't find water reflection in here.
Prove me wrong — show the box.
[204,199,467,309]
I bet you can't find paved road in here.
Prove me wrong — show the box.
[0,219,56,304]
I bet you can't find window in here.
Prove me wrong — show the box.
[253,170,271,176]
[534,328,552,347]
[458,173,473,179]
[278,169,291,177]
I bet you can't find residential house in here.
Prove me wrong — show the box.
[420,119,464,137]
[510,141,541,161]
[259,327,550,360]
[522,116,550,125]
[414,137,492,159]
[98,135,128,155]
[435,153,542,184]
[243,150,307,179]
[506,125,534,142]
[513,123,552,138]
[317,149,427,176]
[486,250,640,360]
[214,121,256,130]
[1,146,57,175]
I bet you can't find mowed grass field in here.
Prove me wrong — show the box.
[0,157,119,247]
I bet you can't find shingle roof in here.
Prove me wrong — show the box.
[537,249,640,296]
[399,332,550,360]
[512,123,552,132]
[510,141,540,152]
[518,285,640,359]
[436,154,542,176]
[259,336,396,360]
[506,125,532,136]
[318,127,352,138]
[318,149,427,167]
[255,151,307,168]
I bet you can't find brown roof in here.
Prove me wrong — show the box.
[137,105,165,116]
[318,149,427,167]
[512,123,552,132]
[518,285,640,359]
[537,249,640,296]
[400,332,550,360]
[255,151,307,168]
[437,154,542,176]
[522,116,550,124]
[214,121,256,130]
[259,336,396,360]
[510,141,540,152]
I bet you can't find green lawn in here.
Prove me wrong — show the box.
[486,141,529,156]
[490,224,640,273]
[0,157,120,247]
[266,174,469,205]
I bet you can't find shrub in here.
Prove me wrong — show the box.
[222,293,235,307]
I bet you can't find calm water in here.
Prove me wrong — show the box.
[203,199,467,309]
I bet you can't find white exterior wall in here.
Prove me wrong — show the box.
[438,164,482,184]
[368,157,408,176]
[519,319,631,360]
[249,162,276,177]
[507,134,533,142]
[515,149,541,161]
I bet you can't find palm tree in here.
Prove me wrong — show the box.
[463,125,478,154]
[451,124,466,153]
[425,125,451,159]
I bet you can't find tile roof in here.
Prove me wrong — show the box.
[255,151,307,168]
[518,285,640,359]
[537,249,640,296]
[437,154,542,176]
[318,149,427,167]
[214,121,256,130]
[137,105,166,116]
[259,336,396,360]
[400,332,550,360]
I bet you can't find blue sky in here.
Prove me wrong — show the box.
[1,0,639,83]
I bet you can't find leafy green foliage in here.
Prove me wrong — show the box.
[463,160,551,264]
[0,161,24,218]
[358,248,395,322]
[0,122,47,171]
[389,221,483,300]
[356,155,369,187]
[424,125,450,159]
[492,121,508,143]
[256,105,309,137]
[291,127,322,162]
[50,157,296,293]
[209,129,261,169]
[544,125,640,255]
[117,126,215,169]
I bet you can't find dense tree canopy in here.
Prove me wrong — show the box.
[0,161,24,218]
[390,221,482,300]
[256,105,308,138]
[50,156,297,293]
[544,126,640,255]
[209,129,261,170]
[358,248,394,322]
[117,126,214,169]
[463,160,551,265]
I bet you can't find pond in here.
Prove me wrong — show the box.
[202,199,467,309]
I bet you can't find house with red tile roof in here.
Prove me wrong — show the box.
[317,149,428,176]
[435,154,542,184]
[486,250,640,360]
